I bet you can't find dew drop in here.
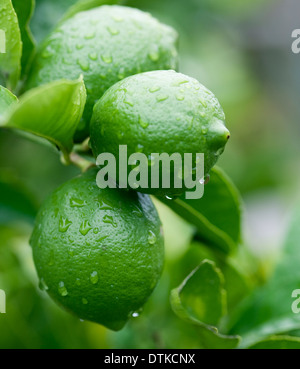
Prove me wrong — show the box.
[77,59,90,72]
[202,128,208,134]
[79,220,92,236]
[156,95,169,102]
[132,312,139,318]
[124,98,134,107]
[138,116,149,129]
[101,54,113,64]
[59,217,72,233]
[165,195,173,200]
[149,86,160,93]
[148,230,157,245]
[199,99,207,108]
[58,282,68,297]
[112,15,124,22]
[107,26,119,35]
[68,247,75,257]
[76,43,84,50]
[135,144,144,153]
[176,94,185,101]
[88,52,98,61]
[84,32,95,40]
[93,227,99,234]
[148,51,160,62]
[90,271,99,284]
[70,198,86,207]
[103,215,117,228]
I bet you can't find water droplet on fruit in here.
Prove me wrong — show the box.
[156,95,169,102]
[199,99,207,108]
[112,14,124,22]
[103,215,117,228]
[124,98,134,107]
[101,54,113,64]
[77,59,90,72]
[88,52,98,61]
[135,144,144,153]
[138,116,149,129]
[90,271,99,284]
[176,94,185,101]
[148,230,157,245]
[149,86,160,93]
[58,282,68,297]
[132,312,139,318]
[107,26,119,35]
[68,247,75,257]
[202,128,208,134]
[79,220,92,236]
[76,43,84,50]
[148,51,160,62]
[84,32,95,40]
[165,195,173,200]
[70,198,86,207]
[59,217,72,233]
[82,298,88,305]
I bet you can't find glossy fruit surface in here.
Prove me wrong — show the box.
[30,169,164,331]
[26,5,178,141]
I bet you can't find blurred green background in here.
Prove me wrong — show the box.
[1,0,300,348]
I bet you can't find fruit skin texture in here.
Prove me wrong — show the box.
[25,5,178,141]
[30,169,164,331]
[90,70,230,197]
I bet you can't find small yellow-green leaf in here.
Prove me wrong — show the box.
[0,0,22,90]
[171,260,241,349]
[1,77,86,160]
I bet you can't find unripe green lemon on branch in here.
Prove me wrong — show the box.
[90,70,230,198]
[25,5,178,142]
[30,169,164,331]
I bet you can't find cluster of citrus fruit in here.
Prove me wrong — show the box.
[29,5,230,330]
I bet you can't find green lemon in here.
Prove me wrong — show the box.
[30,168,164,331]
[90,70,230,197]
[25,5,178,142]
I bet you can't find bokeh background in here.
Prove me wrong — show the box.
[1,0,300,348]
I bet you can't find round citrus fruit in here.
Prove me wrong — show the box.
[30,168,164,331]
[90,70,230,197]
[25,5,178,141]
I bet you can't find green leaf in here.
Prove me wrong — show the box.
[171,260,241,349]
[228,202,300,347]
[12,0,36,78]
[0,172,37,224]
[0,0,22,90]
[248,336,300,349]
[0,77,86,160]
[59,0,125,24]
[0,85,17,118]
[160,166,242,254]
